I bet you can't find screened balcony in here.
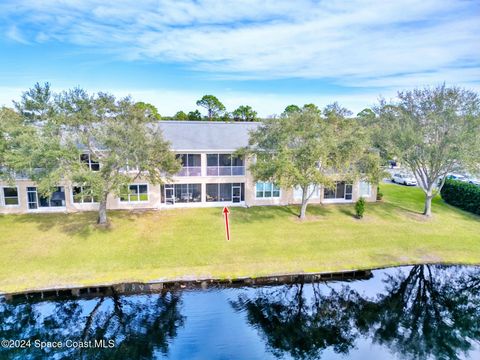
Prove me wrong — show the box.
[176,154,201,177]
[206,154,245,176]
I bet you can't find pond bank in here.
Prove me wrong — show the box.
[3,268,374,301]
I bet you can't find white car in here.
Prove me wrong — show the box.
[392,173,417,186]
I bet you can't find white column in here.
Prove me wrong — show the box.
[200,153,207,177]
[201,183,207,203]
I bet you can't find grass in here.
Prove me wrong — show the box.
[0,183,479,294]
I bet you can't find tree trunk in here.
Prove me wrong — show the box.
[299,201,308,220]
[299,187,308,220]
[97,197,108,225]
[423,194,433,217]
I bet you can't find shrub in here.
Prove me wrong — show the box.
[440,179,480,215]
[376,186,384,201]
[355,197,366,219]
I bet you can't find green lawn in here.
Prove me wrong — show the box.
[1,183,479,294]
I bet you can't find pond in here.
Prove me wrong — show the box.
[1,265,480,359]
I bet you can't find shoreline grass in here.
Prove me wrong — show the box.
[1,183,479,294]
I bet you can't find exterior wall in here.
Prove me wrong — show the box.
[0,180,36,214]
[0,153,377,214]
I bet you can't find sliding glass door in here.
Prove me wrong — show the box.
[323,182,352,200]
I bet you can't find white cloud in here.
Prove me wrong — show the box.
[0,0,479,90]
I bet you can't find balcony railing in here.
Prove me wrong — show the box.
[176,166,202,176]
[207,166,245,176]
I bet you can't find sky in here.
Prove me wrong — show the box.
[0,0,479,117]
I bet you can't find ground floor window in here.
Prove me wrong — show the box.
[120,184,149,202]
[359,181,371,197]
[164,184,201,204]
[324,181,353,200]
[255,182,280,198]
[293,185,320,199]
[27,186,66,209]
[206,183,244,202]
[2,187,19,206]
[72,186,98,203]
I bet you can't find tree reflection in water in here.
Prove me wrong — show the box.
[231,283,361,359]
[356,265,480,360]
[233,265,480,360]
[0,290,184,360]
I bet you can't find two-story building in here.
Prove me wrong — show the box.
[0,121,376,214]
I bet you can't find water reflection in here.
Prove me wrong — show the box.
[0,291,184,359]
[0,265,479,359]
[355,265,480,360]
[232,265,480,360]
[231,283,359,359]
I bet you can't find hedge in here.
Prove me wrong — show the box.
[440,179,480,215]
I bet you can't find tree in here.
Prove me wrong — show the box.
[0,107,23,178]
[174,111,188,120]
[374,85,480,216]
[187,110,202,121]
[13,82,56,123]
[220,112,232,121]
[283,104,301,115]
[357,108,375,121]
[196,95,225,120]
[323,102,353,119]
[135,102,161,120]
[302,103,321,114]
[246,108,380,220]
[9,86,180,225]
[232,105,258,121]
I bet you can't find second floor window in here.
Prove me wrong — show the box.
[176,154,201,176]
[80,153,100,171]
[207,154,244,176]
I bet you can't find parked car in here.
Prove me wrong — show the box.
[392,173,417,186]
[446,174,469,182]
[468,178,480,186]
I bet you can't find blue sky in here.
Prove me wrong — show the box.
[0,0,479,117]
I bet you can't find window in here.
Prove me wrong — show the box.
[164,184,201,204]
[120,184,149,202]
[206,183,244,202]
[80,153,100,171]
[175,184,201,203]
[27,186,65,209]
[360,181,371,197]
[207,154,245,176]
[27,187,38,209]
[72,186,98,203]
[293,185,320,200]
[120,161,139,173]
[2,187,19,206]
[255,182,280,198]
[176,154,201,176]
[323,182,353,200]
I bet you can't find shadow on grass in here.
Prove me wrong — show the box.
[12,210,142,238]
[337,206,356,218]
[234,204,335,224]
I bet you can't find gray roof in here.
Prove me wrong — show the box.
[156,121,260,151]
